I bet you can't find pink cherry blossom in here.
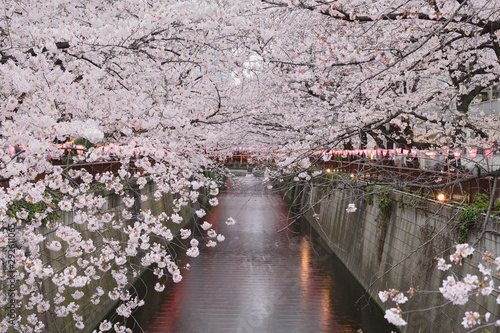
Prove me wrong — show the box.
[346,203,357,213]
[201,222,212,230]
[384,308,407,326]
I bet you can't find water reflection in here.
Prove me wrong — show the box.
[136,174,396,333]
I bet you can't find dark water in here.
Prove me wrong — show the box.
[133,174,396,333]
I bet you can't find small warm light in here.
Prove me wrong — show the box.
[437,193,446,202]
[350,173,355,178]
[326,168,331,173]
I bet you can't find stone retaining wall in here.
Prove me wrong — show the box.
[298,183,500,332]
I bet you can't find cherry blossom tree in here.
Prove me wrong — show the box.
[0,0,260,331]
[377,243,500,330]
[1,0,500,331]
[252,1,500,331]
[253,0,500,154]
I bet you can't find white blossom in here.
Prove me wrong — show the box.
[200,222,212,230]
[225,217,236,226]
[436,258,451,271]
[384,308,407,326]
[345,203,357,213]
[186,247,200,258]
[180,229,192,239]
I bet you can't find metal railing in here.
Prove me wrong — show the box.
[318,159,499,204]
[2,153,497,204]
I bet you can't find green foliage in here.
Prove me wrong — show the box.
[455,193,493,243]
[320,172,346,191]
[336,172,351,180]
[203,171,227,196]
[397,195,405,209]
[376,187,392,228]
[7,198,61,227]
[471,193,490,211]
[365,185,374,205]
[375,186,392,261]
[74,137,96,149]
[309,166,320,173]
[470,193,500,215]
[407,193,425,207]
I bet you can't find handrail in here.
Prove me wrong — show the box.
[2,154,498,204]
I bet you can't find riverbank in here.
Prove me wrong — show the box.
[293,181,500,332]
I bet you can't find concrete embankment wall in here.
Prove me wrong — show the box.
[296,183,500,332]
[5,182,198,333]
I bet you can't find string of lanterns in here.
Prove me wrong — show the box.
[316,146,497,161]
[3,143,497,161]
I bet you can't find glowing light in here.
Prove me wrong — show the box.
[350,173,355,178]
[326,169,331,173]
[437,193,446,202]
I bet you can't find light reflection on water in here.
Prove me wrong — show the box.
[132,174,396,333]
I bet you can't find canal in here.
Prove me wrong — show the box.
[133,173,396,333]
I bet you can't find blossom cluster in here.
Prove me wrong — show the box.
[0,145,238,332]
[379,243,500,330]
[378,289,409,326]
[345,203,357,213]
